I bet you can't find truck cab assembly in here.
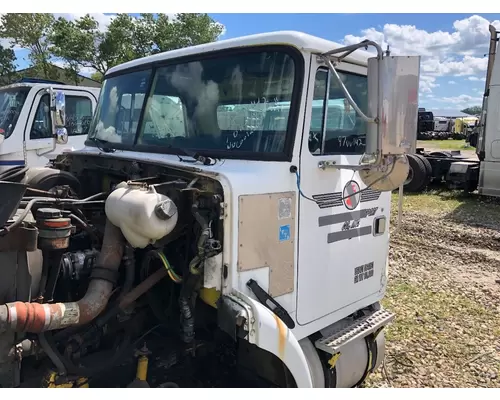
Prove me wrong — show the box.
[0,30,420,388]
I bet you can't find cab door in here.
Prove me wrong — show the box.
[296,56,390,325]
[24,88,97,166]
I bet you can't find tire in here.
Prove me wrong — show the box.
[23,168,81,196]
[404,154,428,193]
[413,154,432,188]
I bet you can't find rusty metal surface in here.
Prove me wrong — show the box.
[119,267,168,309]
[0,219,126,332]
[73,220,125,325]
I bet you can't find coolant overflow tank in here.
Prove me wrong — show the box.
[105,182,178,248]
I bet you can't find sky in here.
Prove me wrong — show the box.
[4,13,500,113]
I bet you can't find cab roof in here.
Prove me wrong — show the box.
[106,30,372,76]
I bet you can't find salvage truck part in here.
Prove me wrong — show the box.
[0,31,419,388]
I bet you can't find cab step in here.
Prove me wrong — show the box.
[314,309,395,354]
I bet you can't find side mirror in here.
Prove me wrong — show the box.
[37,89,68,156]
[321,41,420,192]
[53,91,66,127]
[367,55,420,157]
[55,127,68,145]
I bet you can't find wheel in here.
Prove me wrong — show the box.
[404,154,428,193]
[413,154,432,188]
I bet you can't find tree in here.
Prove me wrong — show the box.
[0,13,58,80]
[90,71,104,83]
[50,14,104,78]
[154,13,224,52]
[461,106,482,115]
[0,47,18,85]
[51,13,225,77]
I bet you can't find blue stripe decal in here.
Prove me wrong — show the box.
[0,160,25,166]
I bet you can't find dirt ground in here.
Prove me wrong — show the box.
[365,191,500,388]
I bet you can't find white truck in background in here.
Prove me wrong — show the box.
[0,31,419,388]
[0,78,100,183]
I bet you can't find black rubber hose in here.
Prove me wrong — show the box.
[178,295,194,344]
[0,166,28,182]
[120,245,135,298]
[177,202,211,344]
[61,334,132,377]
[191,203,210,256]
[38,333,67,375]
[69,213,99,246]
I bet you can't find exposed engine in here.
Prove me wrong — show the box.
[0,156,276,388]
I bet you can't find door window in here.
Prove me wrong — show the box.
[66,96,93,136]
[308,68,368,155]
[30,94,94,139]
[30,94,52,139]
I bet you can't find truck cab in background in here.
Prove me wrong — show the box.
[0,79,100,175]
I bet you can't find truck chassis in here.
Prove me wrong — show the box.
[403,149,480,194]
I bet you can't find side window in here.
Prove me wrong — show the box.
[308,68,368,155]
[66,96,93,136]
[30,95,52,139]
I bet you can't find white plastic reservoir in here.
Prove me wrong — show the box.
[105,181,178,248]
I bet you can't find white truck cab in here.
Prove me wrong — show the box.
[0,31,419,388]
[0,79,100,173]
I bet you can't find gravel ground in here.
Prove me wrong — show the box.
[365,191,500,388]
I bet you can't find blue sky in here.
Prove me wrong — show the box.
[7,13,500,112]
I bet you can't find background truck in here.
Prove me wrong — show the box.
[403,24,500,196]
[0,31,419,388]
[0,78,100,179]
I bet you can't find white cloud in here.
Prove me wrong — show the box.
[468,76,486,82]
[342,14,499,97]
[53,13,116,32]
[448,80,456,84]
[419,74,439,93]
[436,94,483,105]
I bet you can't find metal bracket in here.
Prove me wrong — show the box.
[318,160,371,171]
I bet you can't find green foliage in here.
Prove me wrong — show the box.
[0,13,224,85]
[461,106,482,115]
[0,13,59,80]
[0,47,18,85]
[50,13,224,77]
[90,71,104,83]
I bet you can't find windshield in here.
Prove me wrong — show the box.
[0,87,30,139]
[88,48,300,158]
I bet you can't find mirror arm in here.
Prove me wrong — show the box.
[323,58,376,124]
[320,40,384,168]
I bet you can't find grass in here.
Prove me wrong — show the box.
[364,190,500,387]
[382,282,497,342]
[391,190,465,213]
[391,189,500,227]
[416,139,471,151]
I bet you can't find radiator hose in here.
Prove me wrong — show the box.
[0,219,125,333]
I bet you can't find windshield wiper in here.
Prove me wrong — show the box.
[88,137,116,153]
[170,146,218,166]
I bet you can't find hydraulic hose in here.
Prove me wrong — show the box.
[0,219,125,333]
[178,202,211,343]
